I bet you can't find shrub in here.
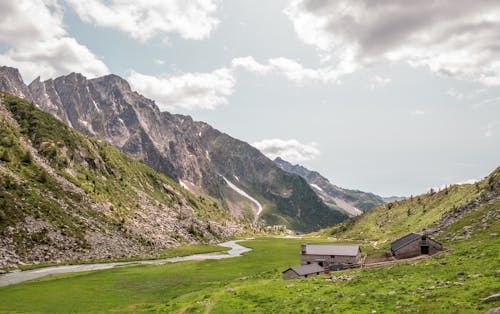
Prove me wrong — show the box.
[21,150,32,164]
[0,149,11,162]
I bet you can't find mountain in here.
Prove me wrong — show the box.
[0,66,347,232]
[274,157,385,216]
[0,92,247,268]
[322,165,500,244]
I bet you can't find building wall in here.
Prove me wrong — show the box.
[427,239,443,254]
[393,238,443,259]
[393,240,421,259]
[282,269,299,280]
[301,253,361,267]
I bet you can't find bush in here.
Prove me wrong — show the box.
[21,150,32,164]
[38,171,48,184]
[0,149,11,162]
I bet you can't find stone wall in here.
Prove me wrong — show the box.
[301,253,360,267]
[393,238,443,259]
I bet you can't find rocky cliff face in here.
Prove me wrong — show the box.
[0,66,347,231]
[0,92,246,268]
[274,157,385,216]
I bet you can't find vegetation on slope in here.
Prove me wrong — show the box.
[0,92,247,268]
[207,133,348,232]
[321,166,500,246]
[0,208,498,314]
[274,156,385,213]
[0,166,497,312]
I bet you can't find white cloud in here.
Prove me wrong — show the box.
[66,0,220,41]
[130,56,345,112]
[232,56,341,84]
[410,110,426,116]
[368,75,391,90]
[483,123,498,137]
[0,0,108,81]
[285,0,500,86]
[127,68,235,111]
[472,96,500,109]
[154,59,166,66]
[446,88,464,100]
[232,56,272,75]
[252,138,320,163]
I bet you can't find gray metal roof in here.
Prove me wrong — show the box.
[304,244,360,256]
[287,263,325,276]
[391,233,422,251]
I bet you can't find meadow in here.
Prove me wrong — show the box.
[0,228,498,313]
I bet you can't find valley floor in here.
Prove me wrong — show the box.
[0,240,250,287]
[0,235,498,313]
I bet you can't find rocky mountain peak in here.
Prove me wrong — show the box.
[91,74,132,93]
[0,65,348,232]
[58,72,88,84]
[0,66,29,99]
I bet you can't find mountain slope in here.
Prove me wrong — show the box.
[323,166,500,244]
[0,92,246,268]
[274,157,385,216]
[0,66,347,232]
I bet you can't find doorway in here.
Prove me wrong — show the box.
[421,246,429,254]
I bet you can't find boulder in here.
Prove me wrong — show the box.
[483,294,500,303]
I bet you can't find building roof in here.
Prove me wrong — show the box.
[285,263,325,276]
[390,233,422,251]
[303,244,360,256]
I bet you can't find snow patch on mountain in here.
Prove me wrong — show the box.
[310,183,323,192]
[221,176,263,219]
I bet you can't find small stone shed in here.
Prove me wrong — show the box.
[391,233,443,259]
[282,263,325,280]
[301,244,362,269]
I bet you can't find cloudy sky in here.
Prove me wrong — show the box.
[1,0,499,196]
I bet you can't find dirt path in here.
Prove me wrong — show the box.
[0,240,252,287]
[363,254,434,268]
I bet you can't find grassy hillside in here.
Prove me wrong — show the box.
[0,92,248,268]
[320,166,499,247]
[0,171,497,312]
[0,205,498,313]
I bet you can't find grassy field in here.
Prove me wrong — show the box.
[0,238,305,313]
[0,223,498,314]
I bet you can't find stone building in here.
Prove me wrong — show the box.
[300,244,362,269]
[391,233,443,259]
[282,263,324,280]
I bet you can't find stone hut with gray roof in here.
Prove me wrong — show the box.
[391,233,443,259]
[300,244,362,270]
[282,263,325,280]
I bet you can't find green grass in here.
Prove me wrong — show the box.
[0,219,498,314]
[0,238,301,313]
[321,177,494,246]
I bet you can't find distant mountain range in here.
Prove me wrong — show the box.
[274,157,387,216]
[0,66,348,232]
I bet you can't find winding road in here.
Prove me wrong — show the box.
[0,240,251,287]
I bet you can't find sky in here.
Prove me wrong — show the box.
[1,0,499,197]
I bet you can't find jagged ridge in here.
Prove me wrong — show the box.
[0,66,348,232]
[0,92,247,268]
[274,157,385,216]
